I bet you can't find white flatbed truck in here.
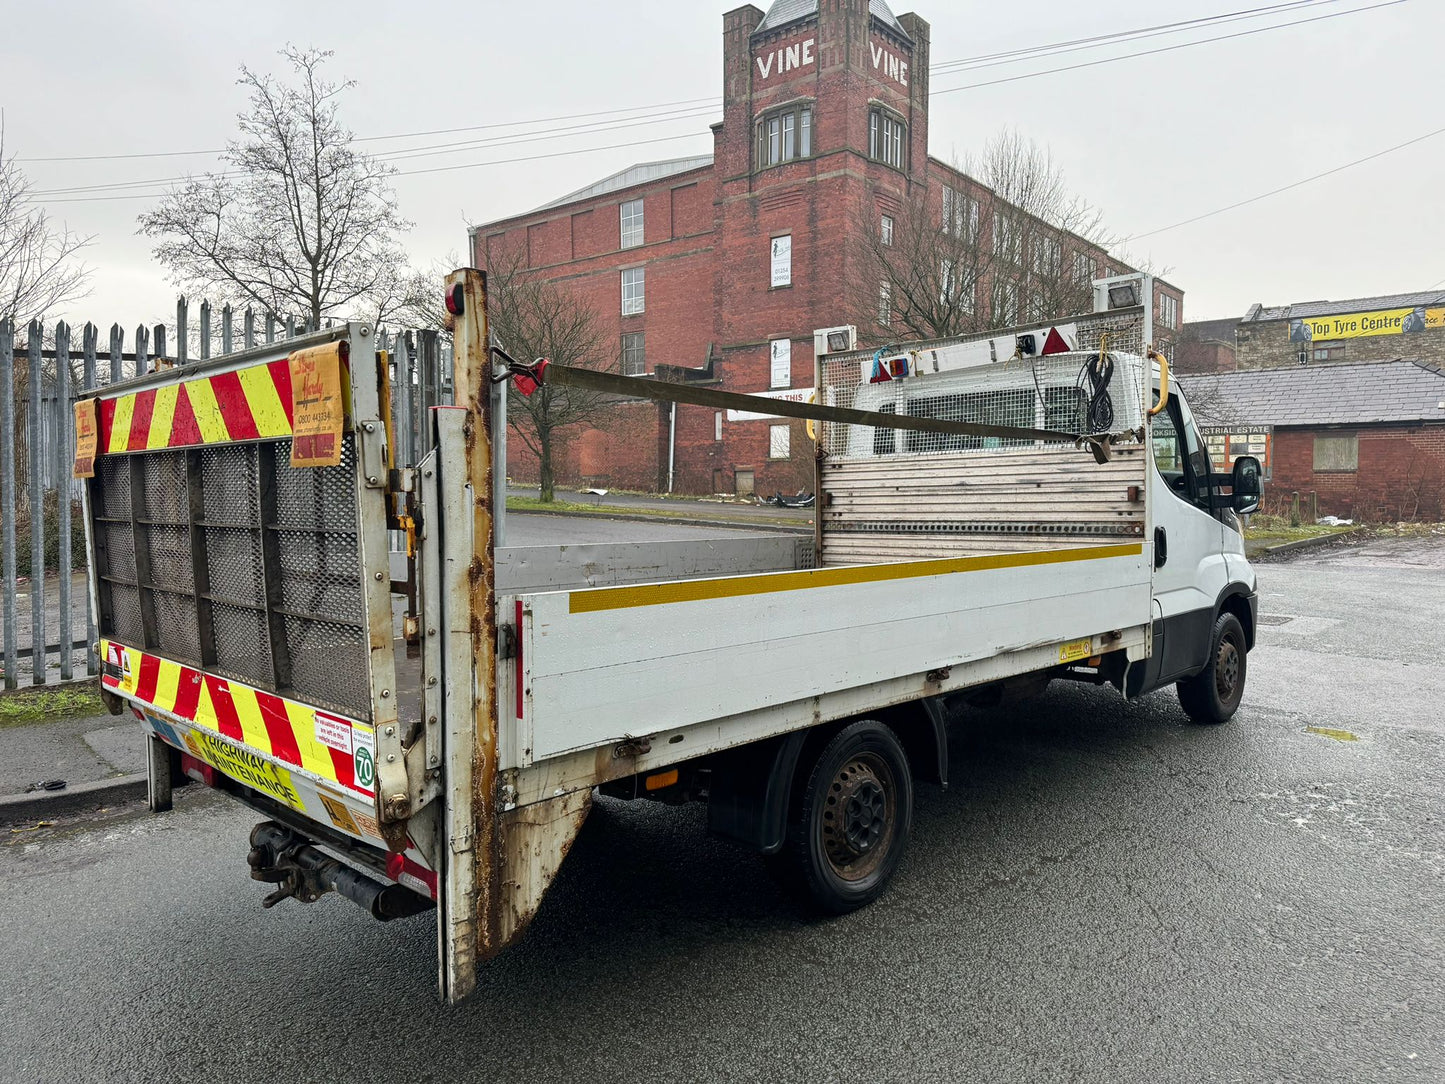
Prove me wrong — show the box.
[80,269,1262,1002]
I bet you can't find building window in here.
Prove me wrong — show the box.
[1032,236,1062,278]
[940,259,955,304]
[1073,251,1094,284]
[878,280,892,326]
[1313,341,1346,361]
[621,332,645,376]
[1314,433,1358,472]
[770,234,792,288]
[880,214,894,246]
[993,211,1018,263]
[868,108,906,169]
[769,424,791,460]
[993,279,1018,324]
[756,102,813,169]
[620,199,644,249]
[621,267,645,315]
[715,412,723,442]
[1159,293,1179,330]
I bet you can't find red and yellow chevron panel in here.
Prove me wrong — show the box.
[99,638,375,800]
[99,359,295,454]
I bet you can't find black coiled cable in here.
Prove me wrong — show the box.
[1079,352,1115,433]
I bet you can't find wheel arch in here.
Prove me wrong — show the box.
[705,700,946,855]
[1215,583,1257,650]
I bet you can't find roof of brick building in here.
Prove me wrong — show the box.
[755,0,910,38]
[1244,291,1445,323]
[1182,360,1445,428]
[528,155,715,214]
[1183,317,1238,344]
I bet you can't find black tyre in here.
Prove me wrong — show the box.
[1177,611,1248,724]
[783,720,913,914]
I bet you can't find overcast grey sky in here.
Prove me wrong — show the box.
[5,0,1441,326]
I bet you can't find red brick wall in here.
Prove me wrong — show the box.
[1175,339,1236,374]
[1266,425,1445,521]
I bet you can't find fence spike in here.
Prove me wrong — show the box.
[135,324,148,377]
[0,317,15,688]
[244,307,256,350]
[55,322,73,681]
[199,300,211,360]
[221,303,233,355]
[110,324,123,384]
[177,295,188,366]
[27,320,45,684]
[153,323,166,363]
[265,312,276,344]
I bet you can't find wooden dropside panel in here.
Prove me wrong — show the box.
[820,444,1147,565]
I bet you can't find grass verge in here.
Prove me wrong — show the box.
[0,683,107,729]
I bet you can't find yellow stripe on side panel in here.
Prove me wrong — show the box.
[192,676,220,733]
[237,364,291,437]
[146,383,181,450]
[185,377,231,445]
[152,655,183,714]
[284,699,337,781]
[107,394,135,454]
[226,683,274,756]
[568,542,1145,614]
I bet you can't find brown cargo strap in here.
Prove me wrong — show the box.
[498,353,1143,464]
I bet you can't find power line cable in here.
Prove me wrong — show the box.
[931,0,1407,96]
[14,1,1357,168]
[930,0,1341,74]
[26,0,1413,202]
[1124,125,1445,241]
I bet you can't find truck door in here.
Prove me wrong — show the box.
[1148,388,1228,683]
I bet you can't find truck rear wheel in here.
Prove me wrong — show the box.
[1177,611,1247,724]
[783,720,912,914]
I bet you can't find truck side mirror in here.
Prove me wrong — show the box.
[1232,456,1262,515]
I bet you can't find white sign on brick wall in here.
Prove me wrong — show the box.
[771,234,792,288]
[770,338,791,388]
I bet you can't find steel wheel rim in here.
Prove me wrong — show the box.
[820,752,896,882]
[1215,635,1241,700]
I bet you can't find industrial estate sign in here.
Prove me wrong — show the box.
[1289,304,1445,342]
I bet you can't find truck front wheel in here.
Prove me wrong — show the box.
[1177,611,1247,724]
[783,720,913,914]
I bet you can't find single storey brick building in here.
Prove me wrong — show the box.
[1183,360,1445,521]
[472,0,1182,496]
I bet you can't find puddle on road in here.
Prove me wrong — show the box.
[1304,725,1359,742]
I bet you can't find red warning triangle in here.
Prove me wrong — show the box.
[1041,327,1071,355]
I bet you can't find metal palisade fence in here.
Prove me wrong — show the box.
[1,298,451,690]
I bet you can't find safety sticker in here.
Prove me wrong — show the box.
[319,791,360,836]
[1059,639,1092,664]
[351,725,376,792]
[314,712,353,754]
[184,729,304,812]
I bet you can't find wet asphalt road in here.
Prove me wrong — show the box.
[2,534,1441,1083]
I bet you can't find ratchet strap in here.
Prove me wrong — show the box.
[497,353,1143,464]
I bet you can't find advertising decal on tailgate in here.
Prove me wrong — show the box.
[102,639,375,799]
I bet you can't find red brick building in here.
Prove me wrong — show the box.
[473,0,1184,497]
[1184,360,1445,521]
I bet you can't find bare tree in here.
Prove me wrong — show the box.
[482,241,616,502]
[851,129,1116,344]
[138,47,411,327]
[0,137,91,323]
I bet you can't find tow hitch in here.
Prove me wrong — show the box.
[246,822,433,921]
